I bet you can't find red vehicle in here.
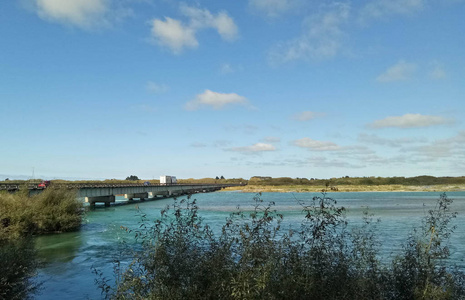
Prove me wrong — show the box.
[38,180,51,188]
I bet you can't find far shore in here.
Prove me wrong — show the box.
[222,184,465,193]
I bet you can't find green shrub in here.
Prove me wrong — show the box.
[0,187,82,240]
[98,193,465,300]
[0,238,41,300]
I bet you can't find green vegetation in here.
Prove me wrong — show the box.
[97,193,465,300]
[0,239,41,300]
[0,187,83,299]
[0,188,83,240]
[247,175,465,187]
[3,175,464,192]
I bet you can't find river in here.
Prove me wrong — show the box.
[33,191,465,299]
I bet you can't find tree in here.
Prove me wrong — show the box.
[220,176,225,180]
[215,176,219,180]
[126,175,139,181]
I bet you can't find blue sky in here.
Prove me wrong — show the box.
[1,0,464,180]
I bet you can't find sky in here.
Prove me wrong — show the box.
[1,0,464,180]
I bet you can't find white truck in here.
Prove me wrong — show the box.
[160,175,177,185]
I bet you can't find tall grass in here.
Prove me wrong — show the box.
[98,192,464,300]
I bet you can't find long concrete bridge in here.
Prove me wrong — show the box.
[0,183,244,207]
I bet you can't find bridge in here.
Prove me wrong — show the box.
[0,183,244,207]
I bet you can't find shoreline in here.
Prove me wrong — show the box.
[222,184,465,193]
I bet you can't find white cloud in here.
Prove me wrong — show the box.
[34,0,108,28]
[146,81,169,94]
[229,143,276,153]
[368,113,451,128]
[151,17,198,54]
[293,137,341,151]
[185,89,249,110]
[180,5,238,41]
[292,111,324,121]
[150,5,238,53]
[269,3,350,64]
[249,0,300,17]
[33,0,132,29]
[376,60,417,82]
[360,0,425,21]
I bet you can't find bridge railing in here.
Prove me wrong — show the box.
[0,183,246,191]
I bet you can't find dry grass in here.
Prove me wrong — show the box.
[223,184,465,193]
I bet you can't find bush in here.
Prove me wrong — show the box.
[98,193,465,300]
[0,187,82,299]
[0,187,83,240]
[0,239,41,300]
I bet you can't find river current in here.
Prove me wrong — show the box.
[33,191,465,299]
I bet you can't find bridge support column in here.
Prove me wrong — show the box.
[149,191,168,198]
[125,193,148,201]
[85,195,115,207]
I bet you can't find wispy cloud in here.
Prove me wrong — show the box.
[146,81,169,94]
[403,131,465,160]
[293,137,341,151]
[268,2,350,64]
[262,136,281,143]
[360,0,425,22]
[358,133,427,147]
[220,63,234,74]
[185,90,250,110]
[376,60,416,82]
[249,0,301,18]
[228,143,276,153]
[292,111,325,121]
[368,113,452,128]
[428,61,447,80]
[131,103,157,113]
[150,4,238,54]
[224,124,259,135]
[190,142,207,148]
[307,156,365,169]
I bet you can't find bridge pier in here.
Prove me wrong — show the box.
[85,195,116,207]
[125,193,148,201]
[149,191,169,198]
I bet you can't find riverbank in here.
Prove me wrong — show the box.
[223,184,465,193]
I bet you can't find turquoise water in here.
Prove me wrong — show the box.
[33,191,465,299]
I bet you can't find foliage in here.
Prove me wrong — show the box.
[0,187,83,240]
[0,188,83,299]
[0,238,41,300]
[125,175,140,181]
[246,176,465,187]
[97,192,465,300]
